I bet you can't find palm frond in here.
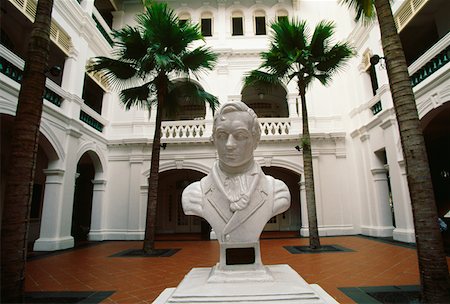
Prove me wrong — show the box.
[119,82,154,110]
[86,57,141,91]
[111,26,147,62]
[270,19,308,55]
[310,20,335,57]
[181,47,218,74]
[339,0,376,24]
[164,80,219,117]
[260,48,293,77]
[244,70,284,88]
[315,42,354,72]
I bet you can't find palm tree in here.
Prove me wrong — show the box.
[245,19,353,249]
[87,2,219,254]
[340,0,450,302]
[1,0,54,302]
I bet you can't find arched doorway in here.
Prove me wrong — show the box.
[262,166,301,232]
[0,114,57,249]
[156,169,209,237]
[241,84,289,117]
[162,80,208,121]
[422,102,450,218]
[71,153,95,243]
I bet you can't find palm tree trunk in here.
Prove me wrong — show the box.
[143,75,166,254]
[299,83,321,249]
[1,0,54,301]
[374,0,450,301]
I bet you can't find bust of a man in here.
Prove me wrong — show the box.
[182,101,290,273]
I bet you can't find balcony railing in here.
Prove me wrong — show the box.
[80,110,104,132]
[260,118,291,136]
[0,50,63,107]
[161,120,206,139]
[92,8,114,46]
[410,45,449,87]
[409,32,450,88]
[370,101,382,115]
[160,118,292,140]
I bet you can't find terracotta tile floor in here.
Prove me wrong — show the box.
[24,235,450,303]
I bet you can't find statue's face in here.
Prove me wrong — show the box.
[214,111,256,168]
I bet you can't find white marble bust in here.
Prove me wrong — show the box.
[182,101,290,272]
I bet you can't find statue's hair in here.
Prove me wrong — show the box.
[212,101,261,143]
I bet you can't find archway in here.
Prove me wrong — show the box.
[262,166,301,233]
[0,114,57,249]
[71,153,95,243]
[156,169,209,238]
[422,102,450,218]
[241,84,289,117]
[162,80,208,121]
[422,101,450,252]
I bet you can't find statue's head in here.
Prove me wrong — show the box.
[212,101,261,170]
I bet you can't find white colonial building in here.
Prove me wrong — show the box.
[0,0,449,251]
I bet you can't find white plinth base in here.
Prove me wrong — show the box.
[153,264,338,303]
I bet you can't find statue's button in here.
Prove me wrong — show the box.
[225,234,230,241]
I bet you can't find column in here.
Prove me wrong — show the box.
[287,95,298,118]
[111,11,124,30]
[88,179,107,241]
[204,102,214,138]
[60,49,80,94]
[127,154,144,240]
[381,119,415,242]
[33,169,74,251]
[371,168,394,236]
[299,176,309,236]
[359,134,377,235]
[80,0,95,15]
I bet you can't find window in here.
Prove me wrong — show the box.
[232,17,243,36]
[178,12,190,26]
[201,18,212,36]
[277,10,288,22]
[255,14,266,35]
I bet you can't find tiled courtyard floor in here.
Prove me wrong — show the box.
[24,235,450,303]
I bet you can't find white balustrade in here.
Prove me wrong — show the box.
[161,120,206,139]
[259,118,291,136]
[160,118,292,140]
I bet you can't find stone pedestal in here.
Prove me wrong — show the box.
[153,264,337,303]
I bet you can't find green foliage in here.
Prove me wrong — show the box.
[339,0,376,24]
[244,18,354,92]
[300,137,311,149]
[86,2,218,112]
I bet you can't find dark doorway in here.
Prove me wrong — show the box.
[156,169,209,238]
[422,101,450,253]
[262,166,301,232]
[72,153,95,243]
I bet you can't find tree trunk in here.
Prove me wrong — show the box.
[374,0,450,302]
[143,75,166,254]
[299,83,321,249]
[1,0,54,302]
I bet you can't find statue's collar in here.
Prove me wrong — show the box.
[215,162,260,181]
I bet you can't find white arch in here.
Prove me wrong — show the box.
[142,160,211,177]
[40,120,65,163]
[256,158,303,175]
[0,99,64,164]
[75,141,107,179]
